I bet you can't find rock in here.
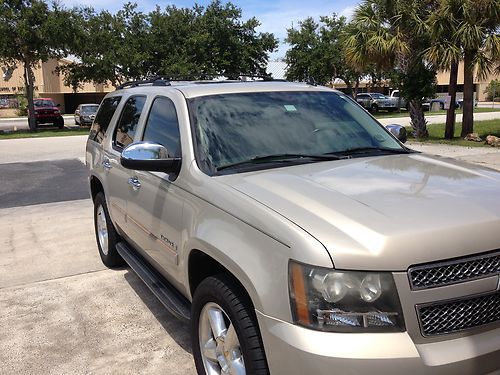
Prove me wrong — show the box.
[485,135,500,147]
[464,133,482,142]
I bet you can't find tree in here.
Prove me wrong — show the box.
[343,0,437,139]
[455,0,499,136]
[284,15,362,95]
[0,0,81,131]
[62,1,277,86]
[425,0,463,139]
[484,79,500,101]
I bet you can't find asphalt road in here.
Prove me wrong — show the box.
[0,136,196,375]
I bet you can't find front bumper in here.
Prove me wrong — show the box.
[256,311,500,375]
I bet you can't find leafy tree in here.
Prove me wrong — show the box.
[59,3,149,88]
[62,1,277,86]
[284,15,362,95]
[0,0,81,130]
[484,79,500,101]
[343,0,437,138]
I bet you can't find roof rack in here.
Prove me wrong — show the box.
[115,74,287,90]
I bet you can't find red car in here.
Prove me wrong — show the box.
[32,98,64,128]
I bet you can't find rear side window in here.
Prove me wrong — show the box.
[89,96,122,144]
[142,97,181,158]
[114,96,147,149]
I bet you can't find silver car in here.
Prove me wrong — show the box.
[86,79,500,375]
[356,92,399,112]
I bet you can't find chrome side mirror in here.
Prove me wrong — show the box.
[385,124,407,143]
[120,142,181,174]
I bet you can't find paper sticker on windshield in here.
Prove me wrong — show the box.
[284,105,297,112]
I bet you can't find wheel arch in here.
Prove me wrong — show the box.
[90,175,104,202]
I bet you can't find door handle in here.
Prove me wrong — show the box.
[102,159,112,171]
[127,177,141,191]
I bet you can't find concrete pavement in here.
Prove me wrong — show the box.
[377,109,500,127]
[0,135,196,375]
[1,134,500,374]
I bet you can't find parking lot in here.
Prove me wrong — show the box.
[1,135,500,374]
[0,136,195,375]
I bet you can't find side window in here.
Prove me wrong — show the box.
[89,96,122,144]
[114,95,147,149]
[142,97,181,158]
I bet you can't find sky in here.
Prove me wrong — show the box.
[61,0,359,58]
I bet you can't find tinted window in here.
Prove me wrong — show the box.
[143,97,181,158]
[189,91,402,175]
[89,96,122,144]
[114,96,146,149]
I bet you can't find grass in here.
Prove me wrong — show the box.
[406,119,500,147]
[0,127,90,139]
[374,107,500,119]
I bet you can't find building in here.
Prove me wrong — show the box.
[0,58,111,117]
[333,61,499,101]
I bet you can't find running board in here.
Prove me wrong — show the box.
[116,242,191,323]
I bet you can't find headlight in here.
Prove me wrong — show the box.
[289,261,405,332]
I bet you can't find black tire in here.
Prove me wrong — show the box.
[93,192,124,268]
[439,102,444,110]
[371,104,379,113]
[56,117,64,129]
[192,275,269,375]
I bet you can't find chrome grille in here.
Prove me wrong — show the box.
[408,250,500,290]
[417,292,500,337]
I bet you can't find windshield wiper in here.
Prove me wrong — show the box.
[328,147,411,157]
[216,153,345,172]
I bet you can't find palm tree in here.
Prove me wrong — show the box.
[457,0,499,137]
[425,0,462,140]
[343,0,437,139]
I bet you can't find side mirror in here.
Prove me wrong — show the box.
[385,124,407,143]
[56,103,61,107]
[120,142,181,175]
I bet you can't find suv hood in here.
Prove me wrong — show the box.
[218,154,500,270]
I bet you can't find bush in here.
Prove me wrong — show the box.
[484,80,500,101]
[15,95,27,116]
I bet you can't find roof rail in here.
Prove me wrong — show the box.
[115,74,287,90]
[116,77,171,90]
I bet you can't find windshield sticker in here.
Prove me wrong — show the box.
[284,105,297,112]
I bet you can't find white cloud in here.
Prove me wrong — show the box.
[339,5,356,21]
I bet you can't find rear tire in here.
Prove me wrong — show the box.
[192,275,269,375]
[93,192,124,268]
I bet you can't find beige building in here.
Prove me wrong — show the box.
[0,58,111,117]
[333,61,499,101]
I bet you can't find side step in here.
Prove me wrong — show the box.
[116,242,191,323]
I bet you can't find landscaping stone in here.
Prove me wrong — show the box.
[464,133,483,142]
[485,135,500,147]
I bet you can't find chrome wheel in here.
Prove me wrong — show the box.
[199,302,245,375]
[96,204,109,255]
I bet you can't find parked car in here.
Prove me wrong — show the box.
[422,97,460,111]
[32,98,64,128]
[87,78,500,375]
[356,92,399,112]
[457,97,478,109]
[74,103,99,126]
[389,89,408,109]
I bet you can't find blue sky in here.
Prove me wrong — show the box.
[61,0,359,58]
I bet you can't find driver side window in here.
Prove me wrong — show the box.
[142,96,181,158]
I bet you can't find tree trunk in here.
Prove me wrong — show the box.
[353,79,360,97]
[444,61,459,140]
[23,60,37,132]
[461,50,475,137]
[409,99,428,139]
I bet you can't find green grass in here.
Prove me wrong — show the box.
[374,107,500,119]
[0,127,90,139]
[406,119,500,147]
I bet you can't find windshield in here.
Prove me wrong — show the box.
[370,93,386,99]
[189,91,403,175]
[81,105,99,114]
[34,99,56,107]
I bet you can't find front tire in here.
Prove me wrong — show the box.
[93,192,124,268]
[56,117,64,129]
[192,275,269,375]
[371,104,379,113]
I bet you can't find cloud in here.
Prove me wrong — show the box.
[339,5,356,21]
